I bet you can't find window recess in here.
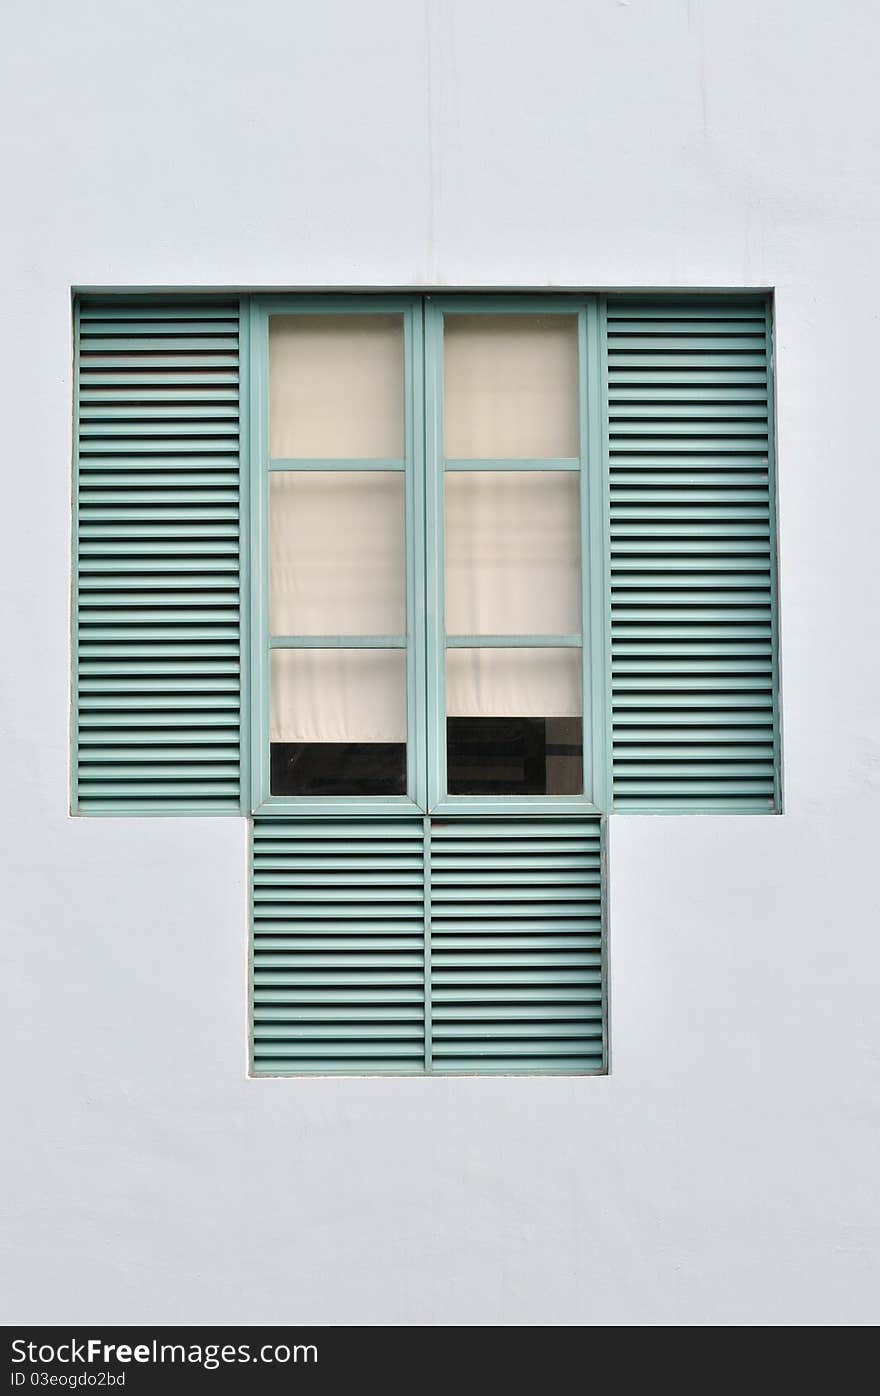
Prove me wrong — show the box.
[71,287,780,1080]
[70,289,780,821]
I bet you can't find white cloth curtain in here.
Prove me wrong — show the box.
[268,313,583,741]
[269,472,406,636]
[443,316,582,718]
[444,470,582,716]
[268,473,406,743]
[443,314,579,459]
[446,648,582,718]
[269,314,404,459]
[271,649,406,744]
[444,471,581,635]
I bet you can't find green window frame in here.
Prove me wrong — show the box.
[247,293,609,817]
[247,294,428,816]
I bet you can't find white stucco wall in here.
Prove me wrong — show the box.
[1,0,878,1325]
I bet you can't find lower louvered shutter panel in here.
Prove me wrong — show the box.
[250,817,605,1075]
[251,819,428,1074]
[606,294,780,811]
[429,819,604,1074]
[248,815,606,1077]
[73,299,242,813]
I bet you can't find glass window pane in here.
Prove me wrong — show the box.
[271,740,406,797]
[271,648,406,742]
[269,314,405,458]
[446,647,581,718]
[270,472,405,636]
[443,315,579,459]
[446,648,582,795]
[445,471,581,635]
[270,649,406,795]
[447,717,583,796]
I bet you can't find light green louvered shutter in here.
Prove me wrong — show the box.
[72,299,243,813]
[250,816,605,1076]
[605,294,780,811]
[251,819,427,1075]
[429,818,604,1074]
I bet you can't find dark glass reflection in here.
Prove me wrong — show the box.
[447,717,583,795]
[271,743,406,796]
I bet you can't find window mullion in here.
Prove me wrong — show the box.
[424,297,446,812]
[588,296,612,814]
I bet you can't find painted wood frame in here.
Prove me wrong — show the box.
[247,293,609,817]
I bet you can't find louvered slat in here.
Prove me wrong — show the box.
[252,820,427,1074]
[606,295,780,811]
[429,818,604,1074]
[74,299,242,812]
